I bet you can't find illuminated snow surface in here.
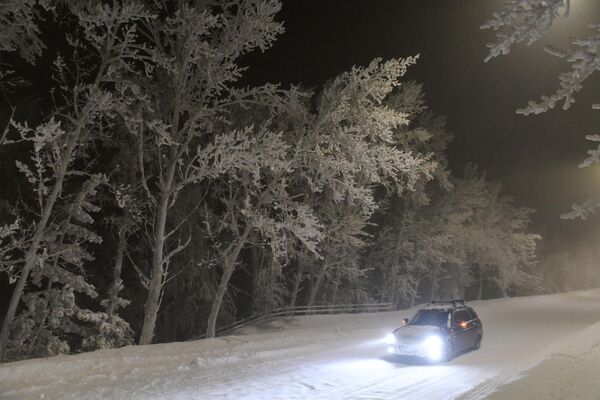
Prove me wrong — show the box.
[2,290,600,400]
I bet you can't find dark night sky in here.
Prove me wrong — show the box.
[245,0,600,264]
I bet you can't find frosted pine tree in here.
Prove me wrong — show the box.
[6,174,132,358]
[0,2,149,360]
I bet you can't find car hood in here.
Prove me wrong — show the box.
[394,325,442,339]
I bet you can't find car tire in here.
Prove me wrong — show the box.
[473,335,482,350]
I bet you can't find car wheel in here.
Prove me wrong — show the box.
[473,335,482,350]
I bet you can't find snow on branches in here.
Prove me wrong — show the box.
[483,0,600,220]
[482,0,570,62]
[518,24,600,115]
[0,0,52,64]
[481,0,600,115]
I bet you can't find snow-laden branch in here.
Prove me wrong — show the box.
[482,0,570,62]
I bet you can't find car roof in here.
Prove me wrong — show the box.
[421,299,468,312]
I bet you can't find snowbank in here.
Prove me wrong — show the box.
[487,314,600,399]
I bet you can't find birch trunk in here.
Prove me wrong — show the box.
[477,274,484,301]
[429,269,437,303]
[330,271,340,305]
[289,262,304,308]
[206,224,252,338]
[306,264,326,308]
[250,244,265,313]
[139,190,171,345]
[410,291,417,308]
[26,277,54,357]
[106,228,127,316]
[139,141,180,345]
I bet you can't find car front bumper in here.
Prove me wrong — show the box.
[387,335,448,361]
[388,343,429,358]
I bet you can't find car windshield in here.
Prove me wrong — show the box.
[409,309,449,327]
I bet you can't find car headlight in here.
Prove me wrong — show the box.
[423,335,444,361]
[385,333,396,345]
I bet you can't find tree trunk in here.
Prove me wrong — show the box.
[250,244,265,314]
[429,269,437,303]
[26,277,55,357]
[307,264,326,308]
[139,191,170,345]
[289,262,304,308]
[477,274,484,301]
[139,144,181,345]
[206,224,252,338]
[498,282,508,298]
[330,271,340,305]
[107,228,127,316]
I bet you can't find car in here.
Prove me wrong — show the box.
[385,299,483,362]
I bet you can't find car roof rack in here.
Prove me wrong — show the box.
[424,299,466,309]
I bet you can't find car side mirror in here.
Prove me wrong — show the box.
[402,318,409,325]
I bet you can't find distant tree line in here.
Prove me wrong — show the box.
[0,0,540,362]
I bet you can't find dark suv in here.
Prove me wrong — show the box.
[385,300,483,362]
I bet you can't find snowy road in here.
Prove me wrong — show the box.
[2,290,600,400]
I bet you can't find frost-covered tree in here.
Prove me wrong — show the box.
[370,164,540,305]
[115,0,319,343]
[482,0,600,219]
[366,81,454,306]
[384,81,453,202]
[454,168,540,299]
[4,173,132,359]
[287,58,436,307]
[370,178,476,306]
[203,130,322,337]
[0,2,148,360]
[220,90,326,325]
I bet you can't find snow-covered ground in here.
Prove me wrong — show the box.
[2,289,600,400]
[482,315,600,400]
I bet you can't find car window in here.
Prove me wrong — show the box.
[453,310,470,322]
[409,309,450,327]
[467,308,477,320]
